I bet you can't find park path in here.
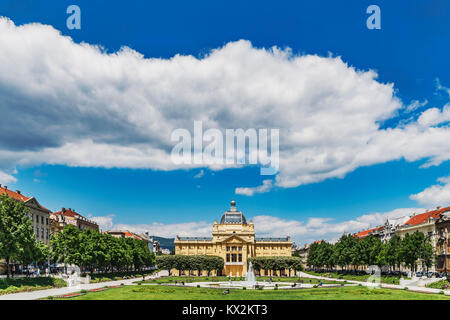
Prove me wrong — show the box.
[0,270,167,300]
[298,271,450,296]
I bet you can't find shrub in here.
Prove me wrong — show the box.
[80,289,87,293]
[242,287,246,290]
[47,296,54,300]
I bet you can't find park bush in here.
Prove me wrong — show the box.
[0,277,67,296]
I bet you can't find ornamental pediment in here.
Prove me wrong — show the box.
[216,234,252,243]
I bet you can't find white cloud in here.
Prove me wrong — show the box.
[194,169,205,179]
[405,99,428,113]
[0,170,17,184]
[235,180,273,196]
[0,18,450,192]
[410,176,450,208]
[437,78,450,96]
[114,221,212,238]
[89,214,115,231]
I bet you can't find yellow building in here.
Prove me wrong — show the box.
[175,200,292,276]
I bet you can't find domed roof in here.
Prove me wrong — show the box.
[219,200,247,224]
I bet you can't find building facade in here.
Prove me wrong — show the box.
[395,207,450,272]
[50,208,99,232]
[435,210,450,274]
[175,200,292,276]
[0,185,51,244]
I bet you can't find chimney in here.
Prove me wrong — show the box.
[16,190,21,194]
[4,186,7,189]
[62,208,66,213]
[437,206,442,210]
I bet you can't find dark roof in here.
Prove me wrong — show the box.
[220,212,247,224]
[255,237,290,242]
[177,236,213,241]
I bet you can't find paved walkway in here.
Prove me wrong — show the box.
[0,271,166,300]
[298,271,450,295]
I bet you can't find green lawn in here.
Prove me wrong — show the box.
[305,271,403,284]
[57,284,450,300]
[135,276,340,285]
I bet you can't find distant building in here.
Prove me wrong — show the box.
[175,200,292,277]
[0,185,51,244]
[395,206,450,272]
[434,209,450,274]
[104,230,143,239]
[142,232,161,253]
[295,243,311,267]
[354,226,384,239]
[50,208,99,232]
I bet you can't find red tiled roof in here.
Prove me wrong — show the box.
[355,226,384,239]
[0,186,31,202]
[403,207,450,227]
[53,208,88,220]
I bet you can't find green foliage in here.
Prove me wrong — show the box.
[0,277,66,296]
[0,194,39,277]
[248,256,303,275]
[156,255,224,275]
[306,231,436,272]
[50,227,155,273]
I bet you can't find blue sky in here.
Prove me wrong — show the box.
[0,0,449,244]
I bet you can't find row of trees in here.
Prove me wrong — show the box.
[248,256,303,276]
[0,194,155,277]
[156,255,224,276]
[307,232,434,272]
[0,195,49,278]
[50,226,155,274]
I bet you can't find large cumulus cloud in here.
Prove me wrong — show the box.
[0,17,449,190]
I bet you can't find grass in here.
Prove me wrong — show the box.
[426,279,450,290]
[0,277,66,296]
[56,284,450,300]
[305,271,404,284]
[135,276,340,285]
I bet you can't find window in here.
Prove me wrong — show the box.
[226,254,230,262]
[41,228,44,238]
[46,218,49,225]
[226,246,230,251]
[36,216,39,224]
[238,254,242,262]
[46,229,49,239]
[35,226,39,238]
[232,246,237,251]
[41,216,44,224]
[238,246,242,251]
[231,254,237,262]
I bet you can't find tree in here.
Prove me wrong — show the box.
[0,194,36,278]
[386,235,402,271]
